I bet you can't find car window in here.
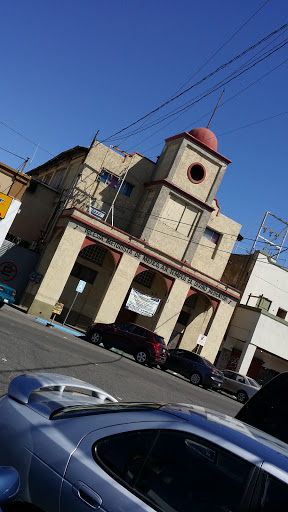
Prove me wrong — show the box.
[95,430,157,486]
[236,376,245,384]
[186,353,198,362]
[203,358,214,368]
[255,473,288,510]
[133,326,146,337]
[155,334,166,345]
[247,377,260,388]
[134,430,254,512]
[114,323,128,331]
[224,371,237,380]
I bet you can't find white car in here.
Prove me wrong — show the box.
[221,369,261,403]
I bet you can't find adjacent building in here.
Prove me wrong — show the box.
[218,250,288,383]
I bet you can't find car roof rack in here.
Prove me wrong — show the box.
[8,372,118,404]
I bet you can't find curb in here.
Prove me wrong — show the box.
[35,317,84,337]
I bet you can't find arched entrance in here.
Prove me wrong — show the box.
[58,242,117,329]
[116,268,169,330]
[168,290,216,350]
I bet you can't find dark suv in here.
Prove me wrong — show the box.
[86,322,167,366]
[161,348,223,389]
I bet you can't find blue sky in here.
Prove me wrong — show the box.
[1,0,287,260]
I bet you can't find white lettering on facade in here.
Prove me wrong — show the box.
[84,227,236,305]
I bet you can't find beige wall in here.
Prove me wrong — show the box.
[10,182,59,243]
[27,226,85,318]
[0,174,12,194]
[172,145,224,204]
[58,248,116,328]
[201,300,236,362]
[191,204,241,280]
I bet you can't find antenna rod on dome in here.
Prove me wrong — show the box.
[207,89,225,129]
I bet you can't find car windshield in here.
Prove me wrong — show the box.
[155,334,166,345]
[203,358,214,368]
[246,377,261,388]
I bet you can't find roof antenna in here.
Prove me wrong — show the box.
[207,89,225,129]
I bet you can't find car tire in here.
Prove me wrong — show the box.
[135,350,149,365]
[0,302,4,308]
[90,331,102,345]
[190,372,201,386]
[236,390,248,403]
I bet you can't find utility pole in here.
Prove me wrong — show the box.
[20,158,29,173]
[104,153,134,224]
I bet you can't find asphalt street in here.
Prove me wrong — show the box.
[0,305,241,417]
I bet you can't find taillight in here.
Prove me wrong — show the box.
[154,343,161,354]
[212,370,219,375]
[0,287,3,291]
[12,291,16,296]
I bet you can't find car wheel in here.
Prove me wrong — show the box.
[90,331,102,345]
[190,372,201,386]
[236,390,248,403]
[135,350,149,365]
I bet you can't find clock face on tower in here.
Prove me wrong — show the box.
[187,162,206,184]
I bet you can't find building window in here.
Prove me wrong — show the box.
[276,308,287,320]
[98,169,134,197]
[52,168,65,189]
[79,244,107,266]
[203,228,220,244]
[185,294,198,308]
[133,270,155,289]
[177,311,190,326]
[43,174,53,185]
[187,163,206,183]
[256,296,271,312]
[70,263,97,284]
[162,195,199,237]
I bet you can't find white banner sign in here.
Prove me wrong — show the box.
[125,288,160,317]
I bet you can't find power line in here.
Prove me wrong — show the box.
[110,39,288,145]
[170,0,272,97]
[132,36,288,152]
[116,0,273,147]
[0,145,27,161]
[97,24,288,145]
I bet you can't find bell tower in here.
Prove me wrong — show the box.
[135,126,232,264]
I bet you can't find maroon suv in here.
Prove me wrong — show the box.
[86,321,167,366]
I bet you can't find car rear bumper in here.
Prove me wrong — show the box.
[205,375,223,389]
[0,295,15,305]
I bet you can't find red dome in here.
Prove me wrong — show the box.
[189,127,218,152]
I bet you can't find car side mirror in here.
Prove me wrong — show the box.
[0,467,19,505]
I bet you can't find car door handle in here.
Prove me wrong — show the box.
[72,481,102,509]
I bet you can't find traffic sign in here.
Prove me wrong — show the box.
[0,193,12,219]
[76,280,86,293]
[52,302,64,315]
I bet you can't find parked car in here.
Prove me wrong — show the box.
[1,372,288,511]
[86,321,167,366]
[0,467,19,511]
[0,282,16,308]
[161,348,223,389]
[221,369,261,403]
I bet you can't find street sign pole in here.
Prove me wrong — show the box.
[62,292,79,326]
[62,280,86,326]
